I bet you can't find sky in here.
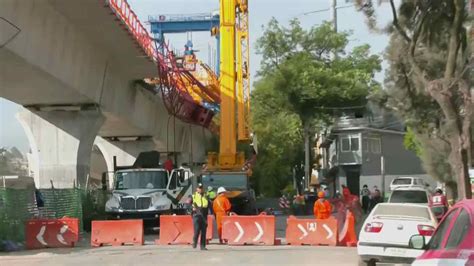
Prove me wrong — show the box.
[0,0,393,154]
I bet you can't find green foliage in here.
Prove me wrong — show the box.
[403,128,422,157]
[251,19,381,196]
[256,20,381,123]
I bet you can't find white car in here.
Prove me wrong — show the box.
[390,177,426,191]
[388,186,431,206]
[358,203,438,266]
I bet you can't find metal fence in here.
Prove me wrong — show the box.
[0,187,109,247]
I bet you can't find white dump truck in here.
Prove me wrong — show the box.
[105,151,194,226]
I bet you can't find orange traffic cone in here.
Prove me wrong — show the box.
[338,210,357,247]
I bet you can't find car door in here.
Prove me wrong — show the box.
[415,207,473,265]
[416,208,459,262]
[436,208,474,265]
[167,169,192,209]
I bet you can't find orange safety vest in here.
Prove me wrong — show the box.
[314,199,332,219]
[213,194,231,214]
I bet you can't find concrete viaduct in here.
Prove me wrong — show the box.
[0,0,211,188]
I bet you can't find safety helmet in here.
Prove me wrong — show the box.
[207,186,213,191]
[317,191,325,198]
[217,187,227,194]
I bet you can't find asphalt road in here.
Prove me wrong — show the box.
[1,245,359,266]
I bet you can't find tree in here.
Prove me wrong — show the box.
[253,19,381,192]
[357,0,472,199]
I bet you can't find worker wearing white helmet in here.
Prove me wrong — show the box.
[213,186,231,243]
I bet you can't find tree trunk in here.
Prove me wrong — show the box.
[445,180,457,204]
[427,80,473,200]
[449,141,472,200]
[304,120,311,190]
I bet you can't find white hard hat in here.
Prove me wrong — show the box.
[217,187,227,194]
[208,186,213,191]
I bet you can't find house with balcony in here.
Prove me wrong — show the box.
[318,109,437,196]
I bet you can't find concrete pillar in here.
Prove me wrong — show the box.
[94,137,160,188]
[17,109,104,189]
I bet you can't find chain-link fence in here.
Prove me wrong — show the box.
[0,187,109,250]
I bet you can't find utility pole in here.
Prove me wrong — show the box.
[330,0,338,32]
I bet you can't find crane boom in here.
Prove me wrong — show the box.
[207,0,249,171]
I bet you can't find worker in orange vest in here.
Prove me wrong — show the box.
[313,191,332,219]
[213,187,231,243]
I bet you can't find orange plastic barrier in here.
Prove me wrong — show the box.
[25,217,79,249]
[286,216,338,246]
[338,210,357,247]
[158,215,214,245]
[91,219,144,247]
[222,214,275,245]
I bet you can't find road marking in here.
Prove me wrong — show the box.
[234,222,244,243]
[36,225,47,246]
[253,222,263,242]
[297,224,308,240]
[323,224,333,239]
[56,225,69,245]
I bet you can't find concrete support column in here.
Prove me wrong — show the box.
[17,109,104,189]
[94,137,160,188]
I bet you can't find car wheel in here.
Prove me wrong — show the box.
[367,259,376,266]
[358,258,376,266]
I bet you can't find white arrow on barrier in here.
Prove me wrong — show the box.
[323,224,333,239]
[36,225,47,246]
[234,222,244,243]
[56,225,69,245]
[297,224,308,240]
[253,222,263,242]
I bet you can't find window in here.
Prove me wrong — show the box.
[350,137,359,151]
[369,138,381,154]
[201,173,248,189]
[428,209,457,250]
[168,171,177,190]
[363,138,369,152]
[445,209,471,249]
[115,171,168,190]
[340,135,360,152]
[392,178,412,185]
[389,190,428,204]
[341,138,351,152]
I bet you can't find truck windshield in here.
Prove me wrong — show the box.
[201,173,247,190]
[115,171,168,190]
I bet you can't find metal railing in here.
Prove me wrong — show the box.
[107,0,157,61]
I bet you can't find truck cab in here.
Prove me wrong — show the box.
[105,167,193,224]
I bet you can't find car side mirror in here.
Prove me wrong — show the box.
[409,235,426,250]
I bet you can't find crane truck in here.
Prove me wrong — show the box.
[200,0,257,215]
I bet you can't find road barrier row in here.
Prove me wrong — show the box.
[22,212,356,249]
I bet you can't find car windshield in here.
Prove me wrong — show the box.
[392,178,412,185]
[201,173,247,190]
[390,190,428,204]
[115,171,168,190]
[373,204,431,220]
